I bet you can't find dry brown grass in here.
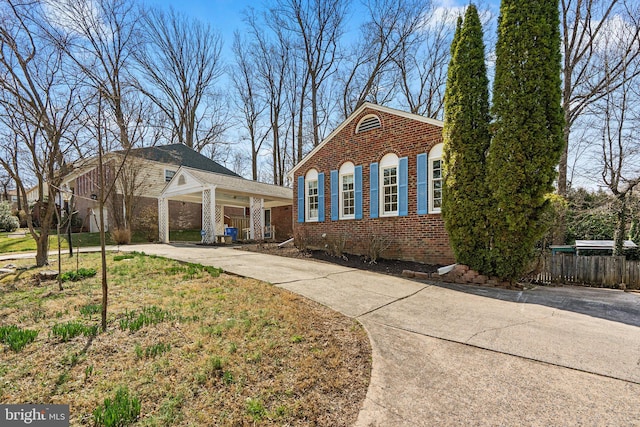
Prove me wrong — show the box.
[0,252,371,426]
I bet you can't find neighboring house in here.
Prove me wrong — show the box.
[62,144,293,241]
[26,183,47,205]
[1,189,19,209]
[289,103,454,265]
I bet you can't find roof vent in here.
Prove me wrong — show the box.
[356,115,381,133]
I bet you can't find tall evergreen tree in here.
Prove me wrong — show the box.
[487,0,564,280]
[442,5,491,272]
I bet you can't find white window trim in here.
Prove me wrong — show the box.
[429,143,444,214]
[379,154,399,217]
[339,162,355,220]
[305,169,319,222]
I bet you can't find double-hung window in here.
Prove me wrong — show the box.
[306,169,319,221]
[339,162,355,219]
[382,167,398,215]
[429,143,444,213]
[379,153,399,216]
[342,175,355,217]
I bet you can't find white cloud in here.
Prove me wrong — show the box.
[41,0,102,37]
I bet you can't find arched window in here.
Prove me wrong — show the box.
[305,169,319,221]
[356,114,382,133]
[379,153,399,216]
[339,162,355,219]
[429,143,444,213]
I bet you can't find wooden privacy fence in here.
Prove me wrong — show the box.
[535,254,640,289]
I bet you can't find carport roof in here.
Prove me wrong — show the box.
[160,166,293,205]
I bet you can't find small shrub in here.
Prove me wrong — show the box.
[294,229,310,252]
[326,234,347,258]
[60,268,97,282]
[110,228,132,245]
[0,201,19,232]
[135,206,159,242]
[119,306,173,332]
[0,325,38,352]
[51,321,98,342]
[93,387,141,427]
[363,234,393,264]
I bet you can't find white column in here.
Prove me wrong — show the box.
[202,187,216,244]
[158,198,169,243]
[250,197,264,240]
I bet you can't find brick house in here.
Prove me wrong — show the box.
[289,103,454,265]
[62,144,293,241]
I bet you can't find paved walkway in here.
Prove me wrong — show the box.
[3,243,640,426]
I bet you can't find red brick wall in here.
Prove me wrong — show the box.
[271,205,293,240]
[293,107,454,265]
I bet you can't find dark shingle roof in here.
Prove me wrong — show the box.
[125,144,241,178]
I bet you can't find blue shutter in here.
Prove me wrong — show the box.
[330,170,339,221]
[370,163,379,218]
[399,157,408,216]
[417,153,428,214]
[355,165,363,219]
[297,176,305,222]
[318,172,325,222]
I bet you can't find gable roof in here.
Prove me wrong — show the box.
[124,144,241,178]
[288,102,444,177]
[161,166,292,202]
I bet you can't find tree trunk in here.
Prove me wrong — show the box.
[613,194,627,257]
[35,233,50,267]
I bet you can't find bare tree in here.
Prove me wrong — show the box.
[339,0,429,117]
[231,31,270,181]
[244,10,290,185]
[588,26,640,255]
[272,0,347,147]
[47,0,144,151]
[395,5,454,118]
[0,0,81,267]
[559,0,640,195]
[135,7,228,153]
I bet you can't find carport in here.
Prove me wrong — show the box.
[158,166,292,244]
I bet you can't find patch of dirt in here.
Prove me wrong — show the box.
[239,242,440,276]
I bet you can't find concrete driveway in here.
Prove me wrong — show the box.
[4,244,640,425]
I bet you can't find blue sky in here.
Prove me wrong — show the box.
[147,0,255,39]
[145,0,491,60]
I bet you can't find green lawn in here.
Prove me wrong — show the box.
[0,229,202,255]
[0,252,370,425]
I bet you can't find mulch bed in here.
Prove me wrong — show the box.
[238,242,440,277]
